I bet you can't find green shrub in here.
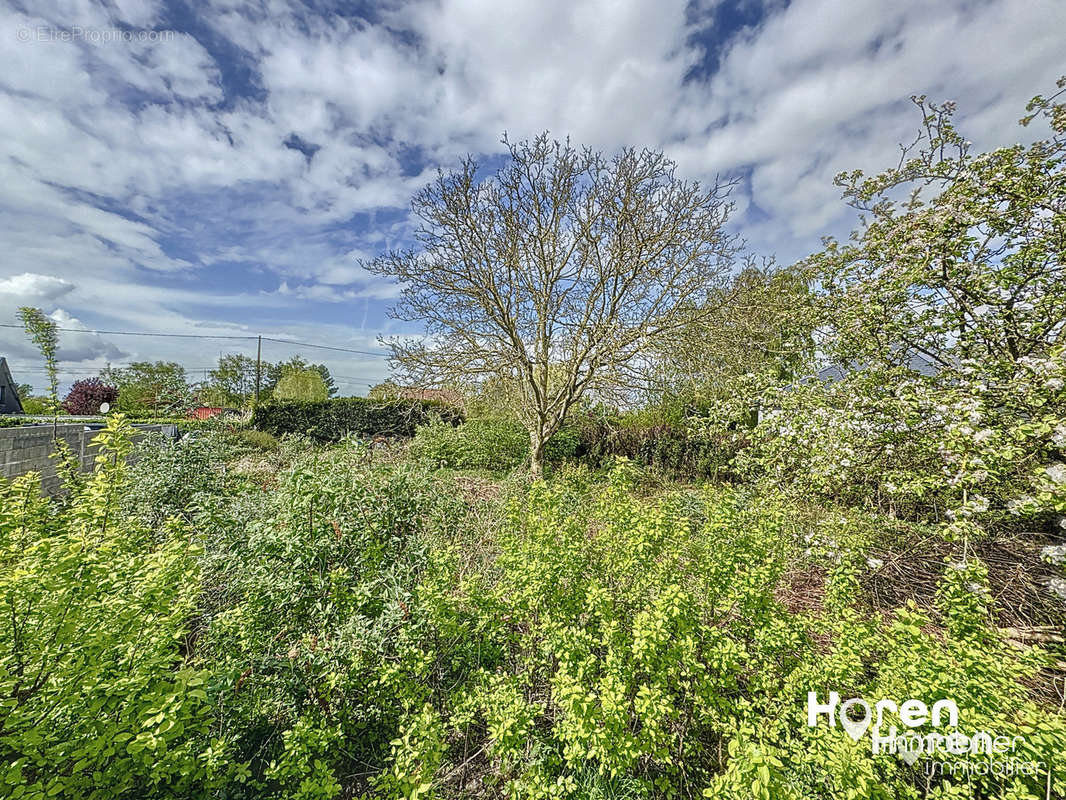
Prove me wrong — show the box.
[0,417,214,798]
[252,397,463,442]
[193,447,466,799]
[402,469,1066,798]
[122,431,234,529]
[410,416,579,470]
[543,423,580,462]
[234,429,279,452]
[573,412,737,479]
[409,416,529,469]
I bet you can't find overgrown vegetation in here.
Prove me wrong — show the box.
[2,85,1065,799]
[3,418,1063,799]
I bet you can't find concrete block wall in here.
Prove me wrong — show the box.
[0,423,178,495]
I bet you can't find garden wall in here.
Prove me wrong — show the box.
[0,422,178,495]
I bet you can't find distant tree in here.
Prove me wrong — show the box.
[651,262,814,423]
[367,379,401,400]
[20,396,51,415]
[18,307,60,435]
[365,133,739,475]
[62,378,118,415]
[315,364,337,398]
[205,354,258,407]
[273,368,328,402]
[266,356,337,398]
[15,383,33,400]
[462,375,525,419]
[102,361,192,417]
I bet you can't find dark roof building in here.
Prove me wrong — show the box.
[813,352,942,383]
[0,358,25,414]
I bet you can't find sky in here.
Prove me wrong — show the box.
[0,0,1063,395]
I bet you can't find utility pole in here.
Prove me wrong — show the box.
[254,335,262,407]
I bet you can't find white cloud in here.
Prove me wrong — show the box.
[0,272,76,304]
[48,309,127,361]
[0,0,1063,390]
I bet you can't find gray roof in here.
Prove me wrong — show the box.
[815,352,942,383]
[0,358,25,414]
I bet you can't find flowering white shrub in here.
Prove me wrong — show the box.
[699,81,1066,548]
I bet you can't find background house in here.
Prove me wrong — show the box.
[0,358,25,414]
[394,386,465,408]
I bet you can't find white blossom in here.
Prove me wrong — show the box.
[1006,496,1035,515]
[1052,425,1066,448]
[1045,463,1066,485]
[1041,544,1066,565]
[1048,577,1066,600]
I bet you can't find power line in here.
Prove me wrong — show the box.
[9,363,380,381]
[0,323,255,340]
[0,322,390,357]
[260,337,389,358]
[11,366,379,383]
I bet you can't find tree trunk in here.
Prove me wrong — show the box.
[529,429,546,479]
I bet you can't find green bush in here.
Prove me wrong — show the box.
[234,429,279,452]
[409,416,528,469]
[409,416,579,470]
[192,447,467,799]
[401,468,1066,798]
[122,431,234,529]
[252,397,463,442]
[573,413,737,479]
[0,417,214,798]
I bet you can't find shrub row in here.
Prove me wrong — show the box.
[252,397,463,442]
[409,417,579,470]
[407,412,733,476]
[573,416,739,479]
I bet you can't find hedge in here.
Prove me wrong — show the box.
[573,417,739,480]
[252,397,463,442]
[409,417,579,470]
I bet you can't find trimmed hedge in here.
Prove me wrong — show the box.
[573,417,739,480]
[252,397,463,442]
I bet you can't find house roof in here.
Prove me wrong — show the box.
[0,357,25,414]
[392,386,465,408]
[814,352,943,383]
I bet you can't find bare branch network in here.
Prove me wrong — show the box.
[364,133,741,474]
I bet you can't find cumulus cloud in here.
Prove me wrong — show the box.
[0,272,76,305]
[48,309,127,362]
[0,0,1062,390]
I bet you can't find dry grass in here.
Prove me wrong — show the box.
[863,530,1064,630]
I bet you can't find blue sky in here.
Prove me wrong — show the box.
[0,0,1063,394]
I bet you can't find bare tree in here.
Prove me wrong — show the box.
[365,134,740,475]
